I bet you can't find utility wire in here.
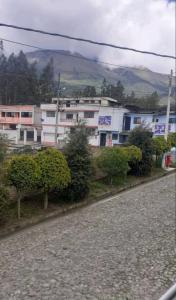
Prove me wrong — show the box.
[0,23,175,59]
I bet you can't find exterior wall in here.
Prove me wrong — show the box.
[41,103,128,147]
[0,105,41,145]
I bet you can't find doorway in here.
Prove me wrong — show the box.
[100,133,106,146]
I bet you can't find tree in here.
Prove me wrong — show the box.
[128,125,153,176]
[152,137,170,159]
[0,185,9,224]
[97,147,129,184]
[36,148,70,209]
[7,155,41,219]
[0,134,8,164]
[168,133,176,147]
[39,58,55,103]
[82,85,96,97]
[62,122,92,201]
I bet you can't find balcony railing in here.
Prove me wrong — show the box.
[0,117,33,125]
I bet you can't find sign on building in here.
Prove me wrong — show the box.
[98,116,111,125]
[154,124,171,134]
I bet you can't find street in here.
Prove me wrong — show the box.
[0,174,175,300]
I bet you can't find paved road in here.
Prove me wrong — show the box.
[0,174,176,300]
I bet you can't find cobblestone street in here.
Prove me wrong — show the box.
[0,174,176,300]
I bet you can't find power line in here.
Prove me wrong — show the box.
[0,23,175,59]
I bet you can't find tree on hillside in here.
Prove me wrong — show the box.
[39,58,55,103]
[82,85,96,97]
[36,148,71,209]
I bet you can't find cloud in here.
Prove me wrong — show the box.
[0,0,175,74]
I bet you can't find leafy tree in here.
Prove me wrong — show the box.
[128,125,153,176]
[97,147,129,184]
[82,85,96,97]
[39,58,55,103]
[168,133,176,147]
[7,155,41,219]
[0,185,9,224]
[0,134,8,164]
[152,137,170,158]
[62,122,92,201]
[36,148,70,209]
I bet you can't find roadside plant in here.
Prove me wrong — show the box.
[97,147,129,184]
[61,122,92,201]
[7,154,41,219]
[0,185,9,224]
[128,125,153,176]
[36,148,71,209]
[168,133,176,147]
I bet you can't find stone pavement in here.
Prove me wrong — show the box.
[0,174,176,300]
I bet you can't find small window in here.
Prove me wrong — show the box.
[1,112,5,117]
[133,117,141,124]
[86,128,95,136]
[91,100,95,104]
[21,112,32,118]
[112,133,118,140]
[46,111,55,118]
[66,101,70,107]
[66,113,73,120]
[169,118,176,124]
[76,100,79,104]
[84,111,94,118]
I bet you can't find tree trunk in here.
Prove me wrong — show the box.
[44,192,48,210]
[17,195,21,220]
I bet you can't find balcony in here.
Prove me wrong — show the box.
[0,117,33,125]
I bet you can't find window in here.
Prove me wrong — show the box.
[133,117,141,124]
[1,112,5,117]
[46,111,55,118]
[169,118,176,124]
[21,112,32,118]
[91,100,95,104]
[76,100,80,104]
[66,101,70,107]
[112,133,118,140]
[84,111,94,118]
[66,113,73,120]
[6,112,16,117]
[86,128,96,136]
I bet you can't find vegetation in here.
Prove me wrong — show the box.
[168,133,176,147]
[36,148,71,209]
[61,123,92,201]
[128,126,154,176]
[0,52,55,105]
[7,155,41,219]
[0,134,8,164]
[97,147,129,184]
[0,185,9,224]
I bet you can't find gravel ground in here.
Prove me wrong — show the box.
[0,173,176,300]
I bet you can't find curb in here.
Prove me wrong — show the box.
[0,170,175,240]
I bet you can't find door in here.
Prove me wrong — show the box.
[100,133,106,146]
[124,116,131,131]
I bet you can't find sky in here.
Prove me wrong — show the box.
[0,0,175,74]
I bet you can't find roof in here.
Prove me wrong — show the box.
[52,97,119,103]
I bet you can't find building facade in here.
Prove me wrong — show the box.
[0,105,41,144]
[41,97,129,147]
[122,111,176,142]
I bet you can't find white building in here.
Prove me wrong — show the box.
[0,105,41,144]
[41,97,129,147]
[122,111,176,142]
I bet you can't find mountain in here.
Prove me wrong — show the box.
[26,50,173,101]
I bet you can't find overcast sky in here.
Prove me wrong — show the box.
[0,0,175,74]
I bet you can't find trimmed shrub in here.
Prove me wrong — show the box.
[122,145,142,175]
[168,133,176,147]
[36,148,71,209]
[97,147,129,184]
